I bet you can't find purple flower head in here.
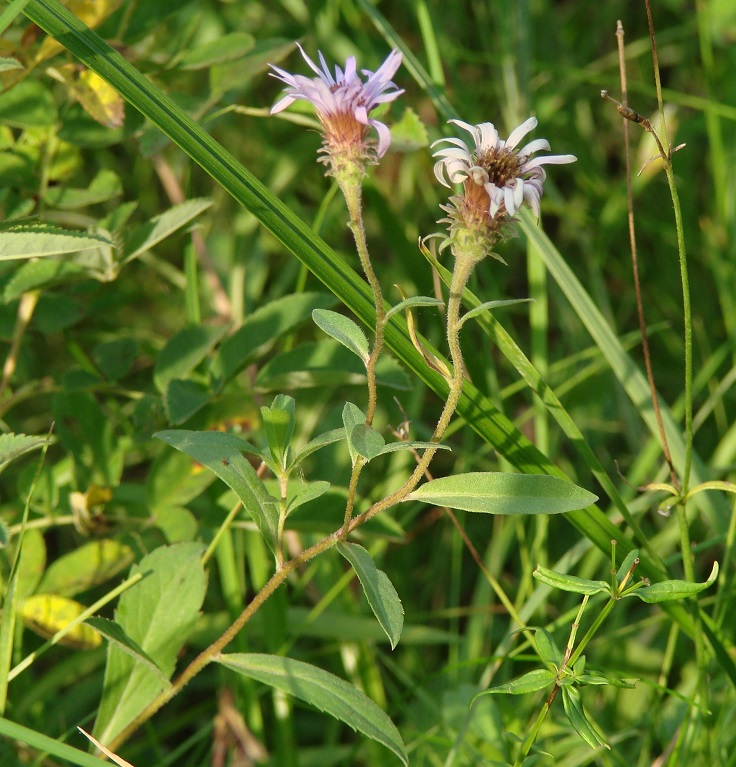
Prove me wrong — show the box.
[432,117,576,222]
[270,44,403,163]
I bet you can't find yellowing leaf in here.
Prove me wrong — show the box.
[71,70,125,128]
[35,0,124,63]
[20,594,102,650]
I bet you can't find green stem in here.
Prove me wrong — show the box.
[339,179,385,426]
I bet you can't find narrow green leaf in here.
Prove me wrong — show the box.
[480,669,556,696]
[405,473,598,515]
[534,628,563,669]
[93,543,207,746]
[0,226,113,260]
[155,430,279,551]
[616,549,639,583]
[337,542,404,649]
[561,686,608,750]
[286,481,331,515]
[123,198,212,264]
[634,562,719,604]
[458,298,533,328]
[384,295,444,322]
[85,617,168,684]
[261,394,295,468]
[376,440,451,456]
[533,566,610,596]
[291,428,345,467]
[216,653,408,765]
[313,308,370,363]
[575,670,637,689]
[0,715,108,767]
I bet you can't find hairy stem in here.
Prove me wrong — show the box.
[339,179,385,426]
[107,254,479,752]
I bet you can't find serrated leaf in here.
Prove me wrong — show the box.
[634,562,719,603]
[37,539,134,598]
[337,542,404,649]
[0,227,114,260]
[216,653,408,765]
[93,542,207,746]
[405,472,598,514]
[534,628,563,668]
[0,433,49,472]
[20,594,102,650]
[313,309,370,363]
[155,430,279,552]
[123,198,212,264]
[286,481,331,515]
[533,565,610,596]
[480,669,556,696]
[85,617,168,684]
[561,686,608,750]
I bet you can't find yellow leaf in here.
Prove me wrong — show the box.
[70,69,125,128]
[20,594,102,649]
[34,0,124,63]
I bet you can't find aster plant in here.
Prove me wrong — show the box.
[270,45,404,432]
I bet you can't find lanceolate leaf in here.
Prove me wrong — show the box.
[561,685,609,750]
[217,653,408,765]
[337,542,404,649]
[533,566,610,596]
[155,430,279,552]
[0,226,113,260]
[0,433,50,471]
[480,668,556,696]
[405,473,597,515]
[633,562,719,604]
[312,308,370,363]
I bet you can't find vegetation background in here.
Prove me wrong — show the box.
[1,0,735,765]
